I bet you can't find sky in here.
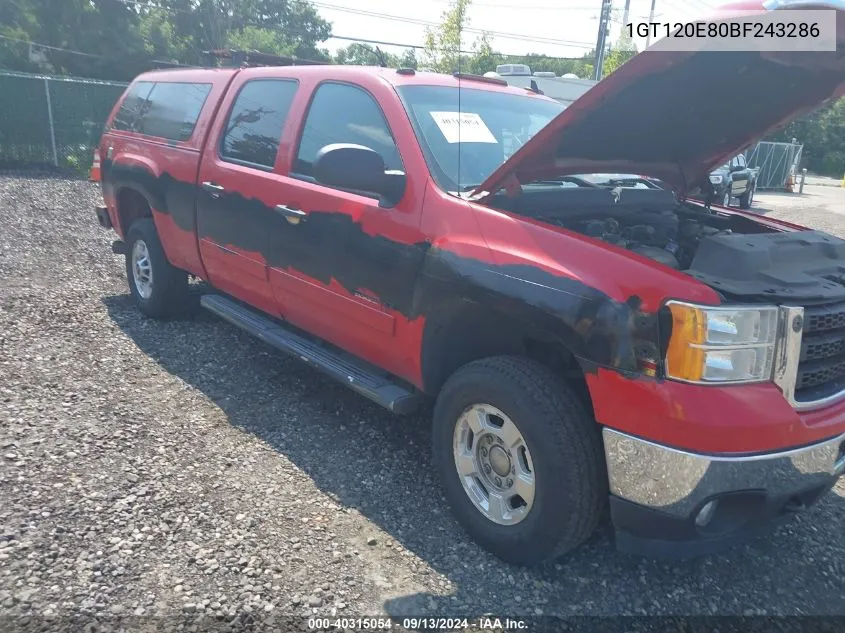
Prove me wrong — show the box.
[315,0,723,68]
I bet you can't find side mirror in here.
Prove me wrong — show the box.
[313,143,405,205]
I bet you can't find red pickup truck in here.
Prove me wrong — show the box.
[94,5,845,565]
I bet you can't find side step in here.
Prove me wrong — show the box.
[200,294,423,414]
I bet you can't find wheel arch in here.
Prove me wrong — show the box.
[420,297,594,414]
[115,185,154,237]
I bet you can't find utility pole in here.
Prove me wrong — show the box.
[593,0,612,81]
[621,0,631,27]
[646,0,657,48]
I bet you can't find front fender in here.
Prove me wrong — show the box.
[463,201,721,376]
[416,246,658,376]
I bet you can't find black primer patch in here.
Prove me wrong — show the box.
[104,160,660,379]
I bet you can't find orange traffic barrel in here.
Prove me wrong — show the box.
[89,149,102,182]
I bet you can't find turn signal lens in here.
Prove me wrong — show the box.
[666,303,706,382]
[665,302,779,384]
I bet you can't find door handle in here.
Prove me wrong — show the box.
[201,181,225,197]
[274,205,307,223]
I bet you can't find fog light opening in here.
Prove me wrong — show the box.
[695,499,719,528]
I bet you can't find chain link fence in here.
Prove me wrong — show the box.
[745,140,804,191]
[0,70,127,174]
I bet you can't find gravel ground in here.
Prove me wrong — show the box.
[2,174,845,629]
[755,186,845,234]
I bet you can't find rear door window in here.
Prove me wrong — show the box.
[136,82,212,142]
[111,81,154,131]
[219,79,299,169]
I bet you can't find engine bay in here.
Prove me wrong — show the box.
[558,209,734,270]
[491,184,763,271]
[489,184,845,302]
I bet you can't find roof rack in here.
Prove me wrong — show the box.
[205,49,325,68]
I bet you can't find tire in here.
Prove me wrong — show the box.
[722,188,732,207]
[125,218,189,319]
[432,356,606,565]
[739,184,754,209]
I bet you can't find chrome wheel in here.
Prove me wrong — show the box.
[723,191,732,207]
[131,239,153,300]
[453,404,535,526]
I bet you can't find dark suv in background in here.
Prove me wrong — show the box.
[709,154,759,209]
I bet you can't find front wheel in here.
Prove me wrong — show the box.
[125,218,189,319]
[722,189,732,207]
[432,356,606,565]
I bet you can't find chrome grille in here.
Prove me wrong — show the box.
[795,302,845,403]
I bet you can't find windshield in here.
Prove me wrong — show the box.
[397,85,564,192]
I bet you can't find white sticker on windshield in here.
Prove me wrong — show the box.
[430,111,497,144]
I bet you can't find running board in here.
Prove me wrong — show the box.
[200,294,423,414]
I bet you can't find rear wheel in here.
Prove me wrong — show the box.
[125,219,189,319]
[432,356,606,565]
[739,184,755,209]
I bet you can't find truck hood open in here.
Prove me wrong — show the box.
[473,1,845,199]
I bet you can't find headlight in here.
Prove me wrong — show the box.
[709,174,723,184]
[665,301,779,384]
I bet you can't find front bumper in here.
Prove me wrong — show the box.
[604,428,845,557]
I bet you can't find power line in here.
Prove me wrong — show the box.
[119,0,596,50]
[4,2,594,72]
[675,0,713,16]
[329,34,589,60]
[304,2,599,49]
[684,0,714,10]
[0,33,196,67]
[0,31,588,72]
[0,34,101,59]
[610,12,664,25]
[118,0,194,15]
[433,0,600,8]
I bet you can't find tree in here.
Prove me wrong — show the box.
[0,0,151,79]
[0,0,332,80]
[158,0,331,64]
[602,34,637,77]
[769,97,845,177]
[423,0,471,73]
[464,32,498,75]
[398,48,419,70]
[334,43,399,67]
